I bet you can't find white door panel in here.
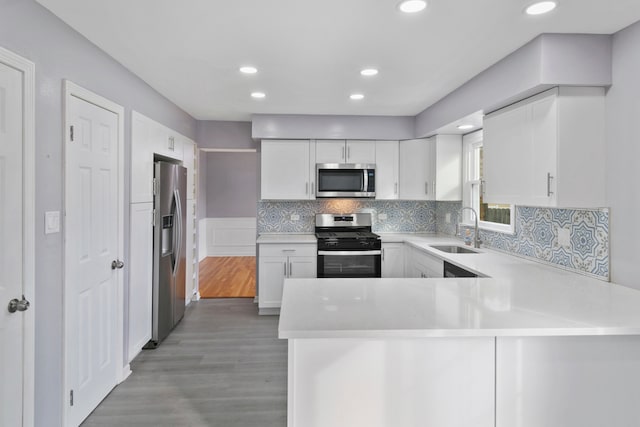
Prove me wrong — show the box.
[66,95,119,426]
[0,56,25,427]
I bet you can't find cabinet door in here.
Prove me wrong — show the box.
[434,135,462,201]
[375,141,399,200]
[261,140,312,200]
[346,140,376,164]
[182,139,197,201]
[483,103,530,205]
[258,256,287,309]
[128,202,154,362]
[399,139,433,200]
[131,112,154,203]
[288,256,317,279]
[382,243,404,278]
[529,95,557,206]
[316,140,346,163]
[184,199,197,303]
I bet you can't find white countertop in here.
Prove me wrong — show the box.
[278,234,640,339]
[257,233,317,244]
[279,276,640,338]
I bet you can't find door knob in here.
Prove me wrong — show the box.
[111,259,125,270]
[8,295,30,313]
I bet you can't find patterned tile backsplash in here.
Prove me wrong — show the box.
[258,200,610,280]
[443,202,609,280]
[258,200,436,233]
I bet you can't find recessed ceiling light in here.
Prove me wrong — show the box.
[525,1,557,15]
[251,92,266,99]
[361,68,379,77]
[398,0,427,13]
[350,94,365,100]
[239,66,258,74]
[457,124,474,130]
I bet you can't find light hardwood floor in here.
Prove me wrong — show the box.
[199,256,256,298]
[81,299,286,427]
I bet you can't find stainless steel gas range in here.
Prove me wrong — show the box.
[315,213,381,278]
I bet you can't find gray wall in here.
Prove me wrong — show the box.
[196,121,258,219]
[206,152,258,217]
[415,34,612,137]
[0,0,197,425]
[606,20,640,289]
[196,120,256,149]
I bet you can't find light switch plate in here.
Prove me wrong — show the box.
[290,214,300,221]
[378,213,388,220]
[45,211,60,234]
[557,226,571,248]
[445,213,451,224]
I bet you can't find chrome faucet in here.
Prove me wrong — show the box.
[459,207,482,248]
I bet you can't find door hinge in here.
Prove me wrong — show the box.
[69,125,74,142]
[70,389,74,406]
[152,178,158,196]
[152,208,156,227]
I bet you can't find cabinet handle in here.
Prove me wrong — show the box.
[394,183,398,195]
[341,146,345,160]
[289,262,293,276]
[284,262,287,277]
[305,182,309,195]
[311,182,315,195]
[547,173,554,197]
[347,146,351,160]
[425,182,429,195]
[382,248,385,261]
[432,182,436,196]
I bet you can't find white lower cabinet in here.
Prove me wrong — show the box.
[406,246,444,278]
[258,243,316,313]
[127,202,154,362]
[382,243,404,278]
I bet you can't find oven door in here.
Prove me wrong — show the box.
[317,250,381,278]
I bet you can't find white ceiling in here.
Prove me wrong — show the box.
[36,0,640,121]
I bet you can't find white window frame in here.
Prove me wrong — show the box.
[462,130,515,234]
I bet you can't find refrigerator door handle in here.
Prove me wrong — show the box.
[173,188,183,277]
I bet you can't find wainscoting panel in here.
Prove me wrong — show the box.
[201,218,257,257]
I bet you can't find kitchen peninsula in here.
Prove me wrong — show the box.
[278,238,640,427]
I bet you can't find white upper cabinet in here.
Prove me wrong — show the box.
[433,135,462,201]
[483,87,606,207]
[261,140,316,200]
[375,140,399,200]
[399,138,435,200]
[130,111,195,203]
[316,139,376,164]
[181,138,197,200]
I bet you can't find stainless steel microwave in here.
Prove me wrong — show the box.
[316,163,376,198]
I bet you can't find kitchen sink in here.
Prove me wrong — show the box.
[430,245,479,254]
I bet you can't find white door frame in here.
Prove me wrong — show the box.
[62,80,127,425]
[0,46,35,427]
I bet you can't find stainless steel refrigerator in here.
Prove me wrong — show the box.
[146,161,187,348]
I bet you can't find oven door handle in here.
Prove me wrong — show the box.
[318,250,382,256]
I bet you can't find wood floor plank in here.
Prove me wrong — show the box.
[81,299,286,427]
[199,256,256,298]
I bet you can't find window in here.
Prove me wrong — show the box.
[462,130,514,233]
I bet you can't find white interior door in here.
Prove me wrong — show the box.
[0,55,27,427]
[65,94,120,426]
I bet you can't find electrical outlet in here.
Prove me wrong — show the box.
[290,214,300,221]
[378,213,388,220]
[557,226,571,248]
[45,211,60,234]
[445,213,451,224]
